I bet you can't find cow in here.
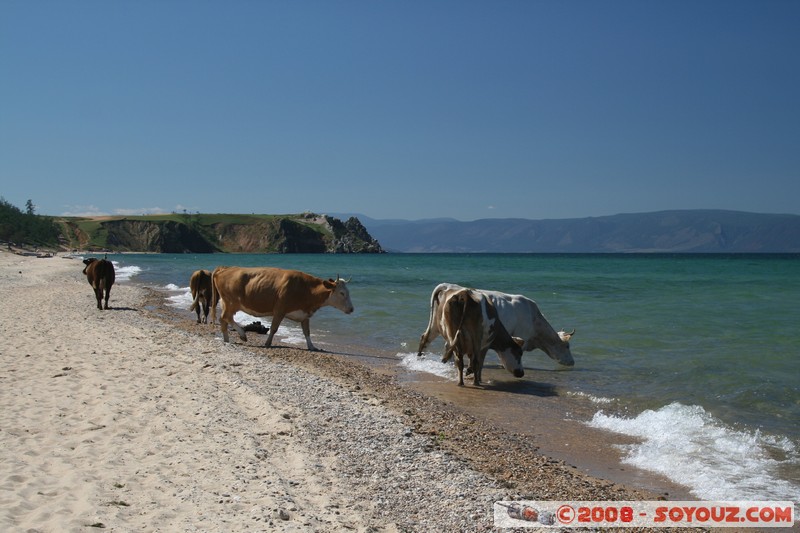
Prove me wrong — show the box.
[420,285,525,385]
[441,288,525,386]
[210,266,354,351]
[189,269,213,323]
[418,283,575,369]
[82,257,115,310]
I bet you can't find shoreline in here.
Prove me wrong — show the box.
[169,301,695,502]
[1,250,705,532]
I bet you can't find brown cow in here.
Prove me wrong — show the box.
[82,257,115,310]
[210,266,354,351]
[417,283,525,381]
[438,287,524,386]
[189,269,213,323]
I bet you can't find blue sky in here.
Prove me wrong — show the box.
[1,1,798,221]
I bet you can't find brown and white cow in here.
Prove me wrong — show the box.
[419,283,575,367]
[189,269,213,323]
[210,266,354,351]
[82,257,115,310]
[422,285,524,386]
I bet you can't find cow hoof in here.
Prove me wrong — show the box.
[513,369,525,378]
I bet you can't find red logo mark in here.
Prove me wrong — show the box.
[557,505,576,524]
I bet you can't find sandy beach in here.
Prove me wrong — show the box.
[1,250,708,532]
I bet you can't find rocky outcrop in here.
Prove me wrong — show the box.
[326,216,384,253]
[104,220,216,253]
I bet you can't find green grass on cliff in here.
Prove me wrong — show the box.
[56,213,334,251]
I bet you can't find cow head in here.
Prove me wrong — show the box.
[495,337,525,378]
[542,328,575,366]
[326,275,354,314]
[82,257,97,274]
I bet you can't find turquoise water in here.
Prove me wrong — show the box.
[107,252,800,503]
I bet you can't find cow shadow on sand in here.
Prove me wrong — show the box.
[478,374,559,397]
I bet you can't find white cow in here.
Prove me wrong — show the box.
[437,287,525,385]
[418,283,575,367]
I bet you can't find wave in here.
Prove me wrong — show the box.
[588,402,800,503]
[398,352,455,380]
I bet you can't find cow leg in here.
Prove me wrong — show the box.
[455,352,465,386]
[472,351,487,386]
[103,287,111,310]
[218,313,230,342]
[94,287,103,310]
[219,304,247,343]
[300,319,318,351]
[221,319,247,342]
[202,299,210,324]
[197,297,205,323]
[231,319,247,341]
[264,313,285,347]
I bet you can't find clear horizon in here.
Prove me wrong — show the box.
[2,1,798,221]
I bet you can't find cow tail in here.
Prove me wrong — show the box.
[458,292,475,368]
[456,292,469,333]
[210,269,219,324]
[443,330,459,363]
[447,293,471,360]
[189,290,200,313]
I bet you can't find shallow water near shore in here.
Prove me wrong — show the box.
[98,252,800,504]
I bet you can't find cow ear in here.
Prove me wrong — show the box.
[513,336,524,347]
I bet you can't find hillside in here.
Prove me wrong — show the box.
[55,213,384,254]
[353,210,800,253]
[6,205,799,254]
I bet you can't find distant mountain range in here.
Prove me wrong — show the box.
[332,210,800,253]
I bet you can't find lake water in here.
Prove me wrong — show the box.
[106,252,800,504]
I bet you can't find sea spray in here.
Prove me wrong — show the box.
[399,352,455,380]
[588,402,800,503]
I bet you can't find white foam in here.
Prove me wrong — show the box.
[101,260,142,282]
[161,284,307,346]
[567,391,615,404]
[399,352,455,379]
[165,286,193,309]
[588,402,800,503]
